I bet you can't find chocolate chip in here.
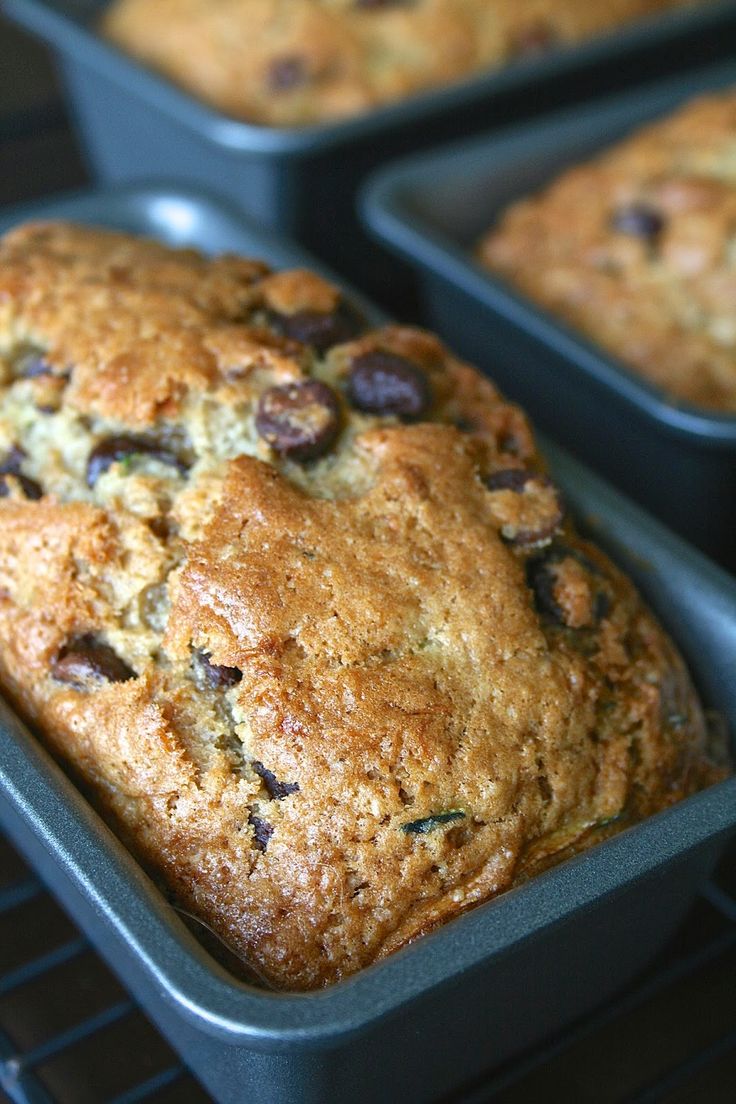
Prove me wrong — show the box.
[484,468,564,547]
[10,343,51,379]
[148,515,178,542]
[0,446,27,474]
[527,552,566,625]
[526,544,608,629]
[611,204,664,240]
[270,300,364,355]
[485,468,534,492]
[256,379,340,461]
[252,760,300,800]
[196,651,242,690]
[86,435,188,488]
[454,417,477,433]
[498,430,523,457]
[347,351,431,420]
[0,473,43,500]
[51,635,136,687]
[268,55,308,92]
[249,812,274,853]
[0,448,43,500]
[594,591,612,621]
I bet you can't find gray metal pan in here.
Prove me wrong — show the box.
[362,60,736,569]
[0,183,734,1104]
[5,0,736,310]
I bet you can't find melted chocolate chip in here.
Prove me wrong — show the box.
[197,651,242,690]
[270,300,364,355]
[51,635,136,687]
[611,204,664,240]
[86,435,188,488]
[526,552,566,624]
[0,448,42,500]
[485,468,534,493]
[256,380,340,461]
[249,812,274,853]
[347,351,431,420]
[252,760,300,800]
[268,55,308,92]
[526,544,608,629]
[484,468,564,547]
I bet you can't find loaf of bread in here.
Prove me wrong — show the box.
[0,222,725,989]
[479,88,736,411]
[101,0,711,127]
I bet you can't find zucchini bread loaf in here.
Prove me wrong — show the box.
[0,222,725,990]
[101,0,710,127]
[479,88,736,411]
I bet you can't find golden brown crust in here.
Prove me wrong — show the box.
[0,221,725,989]
[479,89,736,411]
[101,0,710,127]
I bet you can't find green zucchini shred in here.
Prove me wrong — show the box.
[592,811,625,830]
[118,453,146,473]
[401,810,466,835]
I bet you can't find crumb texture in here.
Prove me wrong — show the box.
[480,88,736,411]
[0,221,725,989]
[101,0,710,126]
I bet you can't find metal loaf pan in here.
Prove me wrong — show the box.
[4,0,736,310]
[0,184,735,1104]
[362,60,736,570]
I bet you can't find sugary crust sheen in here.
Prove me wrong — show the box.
[479,89,736,411]
[101,0,708,127]
[0,222,725,990]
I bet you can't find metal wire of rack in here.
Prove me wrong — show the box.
[0,834,208,1104]
[1,823,736,1104]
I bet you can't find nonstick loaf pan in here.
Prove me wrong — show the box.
[362,59,736,571]
[0,183,735,1104]
[5,0,736,311]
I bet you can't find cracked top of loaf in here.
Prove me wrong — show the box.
[479,88,736,411]
[101,0,709,127]
[0,221,725,990]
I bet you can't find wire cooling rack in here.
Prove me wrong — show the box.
[0,834,207,1104]
[1,825,735,1104]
